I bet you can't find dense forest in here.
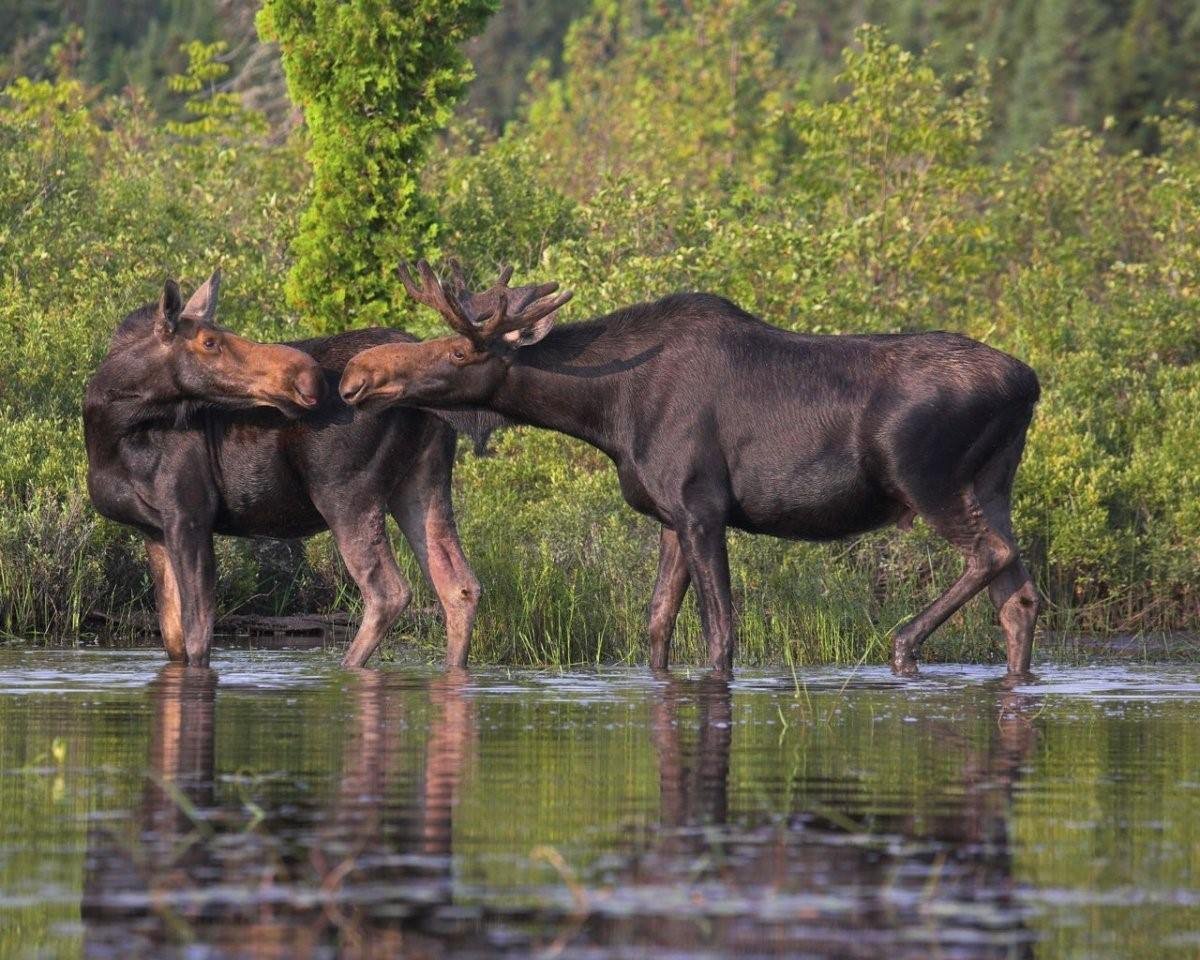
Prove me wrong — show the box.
[6,0,1200,149]
[0,0,1197,663]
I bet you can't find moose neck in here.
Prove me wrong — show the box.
[93,340,187,430]
[84,336,224,474]
[487,327,629,456]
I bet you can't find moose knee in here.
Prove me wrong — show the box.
[377,582,413,623]
[973,538,1017,579]
[456,578,481,609]
[1016,581,1040,615]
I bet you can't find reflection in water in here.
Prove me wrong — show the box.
[572,678,1039,958]
[79,669,1039,957]
[82,665,218,949]
[81,666,478,958]
[3,656,1193,958]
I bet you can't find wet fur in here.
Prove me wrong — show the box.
[353,291,1041,676]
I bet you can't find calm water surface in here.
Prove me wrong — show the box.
[1,649,1198,958]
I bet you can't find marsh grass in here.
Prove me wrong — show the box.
[1,430,1182,667]
[1,431,1185,667]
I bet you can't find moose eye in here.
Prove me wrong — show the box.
[450,347,467,362]
[202,336,220,353]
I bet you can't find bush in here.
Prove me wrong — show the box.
[1,17,1196,658]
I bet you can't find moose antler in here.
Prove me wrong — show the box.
[475,282,573,341]
[397,260,478,339]
[398,260,572,342]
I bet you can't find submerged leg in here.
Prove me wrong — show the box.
[393,489,481,670]
[647,526,691,671]
[162,520,216,668]
[391,432,480,668]
[329,507,413,668]
[145,537,185,663]
[891,490,1016,677]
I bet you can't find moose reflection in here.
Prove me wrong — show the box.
[564,677,1039,958]
[81,668,478,958]
[81,671,1039,958]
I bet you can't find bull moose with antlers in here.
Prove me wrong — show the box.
[340,263,1041,677]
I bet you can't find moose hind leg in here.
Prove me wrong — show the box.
[330,509,413,668]
[648,527,691,671]
[891,490,1017,676]
[989,560,1038,675]
[674,515,735,674]
[392,488,481,669]
[975,444,1039,676]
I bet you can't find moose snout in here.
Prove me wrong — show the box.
[339,369,373,405]
[293,364,323,408]
[341,349,407,407]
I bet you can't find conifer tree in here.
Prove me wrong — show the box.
[258,0,497,330]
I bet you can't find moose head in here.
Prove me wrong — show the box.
[149,270,323,416]
[338,261,571,410]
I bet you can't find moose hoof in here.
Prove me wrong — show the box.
[1000,668,1035,689]
[891,646,920,677]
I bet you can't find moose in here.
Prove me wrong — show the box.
[340,263,1042,677]
[84,270,497,668]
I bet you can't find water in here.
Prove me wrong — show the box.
[1,650,1198,958]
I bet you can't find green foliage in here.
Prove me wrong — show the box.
[429,123,580,297]
[520,0,799,197]
[0,10,1196,657]
[0,0,221,111]
[256,0,497,331]
[165,41,265,141]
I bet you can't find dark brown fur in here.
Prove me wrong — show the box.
[342,272,1041,677]
[83,274,484,668]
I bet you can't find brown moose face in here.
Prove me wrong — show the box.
[339,334,506,411]
[158,272,322,416]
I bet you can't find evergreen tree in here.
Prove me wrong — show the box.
[257,0,497,330]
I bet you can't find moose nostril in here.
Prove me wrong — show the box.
[340,374,367,404]
[295,367,322,405]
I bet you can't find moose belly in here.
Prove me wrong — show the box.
[213,498,327,539]
[214,486,327,538]
[213,466,326,539]
[728,458,900,541]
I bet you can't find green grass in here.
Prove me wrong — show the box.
[3,430,1190,668]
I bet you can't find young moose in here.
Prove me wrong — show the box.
[84,271,487,668]
[340,263,1041,677]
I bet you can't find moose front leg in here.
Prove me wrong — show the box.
[162,519,217,667]
[647,527,691,671]
[674,515,735,674]
[145,537,186,662]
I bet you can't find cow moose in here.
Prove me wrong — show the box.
[339,263,1041,677]
[83,270,494,668]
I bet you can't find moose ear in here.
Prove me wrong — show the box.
[182,268,221,323]
[502,314,556,348]
[156,279,183,338]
